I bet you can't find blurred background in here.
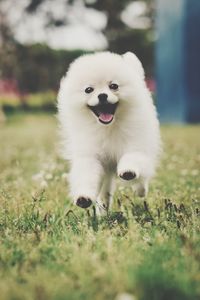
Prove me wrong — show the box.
[0,0,200,123]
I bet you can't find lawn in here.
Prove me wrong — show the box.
[0,113,199,300]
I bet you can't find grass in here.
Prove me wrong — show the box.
[0,113,199,300]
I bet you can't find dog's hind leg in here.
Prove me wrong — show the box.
[96,173,115,215]
[133,179,149,197]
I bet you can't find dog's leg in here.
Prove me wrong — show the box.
[96,173,115,215]
[69,157,103,208]
[117,152,154,196]
[133,179,149,197]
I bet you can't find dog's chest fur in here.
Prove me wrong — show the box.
[94,123,130,167]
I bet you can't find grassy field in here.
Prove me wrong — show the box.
[0,113,199,300]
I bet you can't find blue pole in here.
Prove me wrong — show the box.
[156,0,200,123]
[184,0,200,122]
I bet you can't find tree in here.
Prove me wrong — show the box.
[0,2,18,78]
[83,0,155,75]
[24,0,155,75]
[0,0,155,96]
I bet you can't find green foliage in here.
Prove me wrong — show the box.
[16,44,87,92]
[134,241,199,300]
[0,91,56,112]
[0,43,87,93]
[0,114,199,300]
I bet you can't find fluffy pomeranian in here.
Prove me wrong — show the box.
[57,51,161,214]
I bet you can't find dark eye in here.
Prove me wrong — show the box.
[109,83,119,90]
[85,87,94,94]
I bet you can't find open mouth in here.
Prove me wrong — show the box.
[87,102,118,125]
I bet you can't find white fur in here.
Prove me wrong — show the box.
[57,51,161,213]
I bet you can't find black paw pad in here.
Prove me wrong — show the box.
[76,197,92,208]
[120,171,136,181]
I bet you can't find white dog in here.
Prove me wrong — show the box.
[57,51,161,214]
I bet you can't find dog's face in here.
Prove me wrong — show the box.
[64,52,145,125]
[85,82,119,125]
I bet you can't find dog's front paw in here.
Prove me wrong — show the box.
[76,197,92,208]
[119,171,137,181]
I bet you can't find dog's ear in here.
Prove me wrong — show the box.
[122,52,145,79]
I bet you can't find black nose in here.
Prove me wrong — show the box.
[98,93,108,104]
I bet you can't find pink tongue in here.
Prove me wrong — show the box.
[99,113,113,123]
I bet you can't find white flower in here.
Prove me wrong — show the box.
[40,180,48,188]
[115,293,137,300]
[45,173,53,180]
[180,169,188,176]
[62,173,69,180]
[32,171,44,181]
[191,169,199,176]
